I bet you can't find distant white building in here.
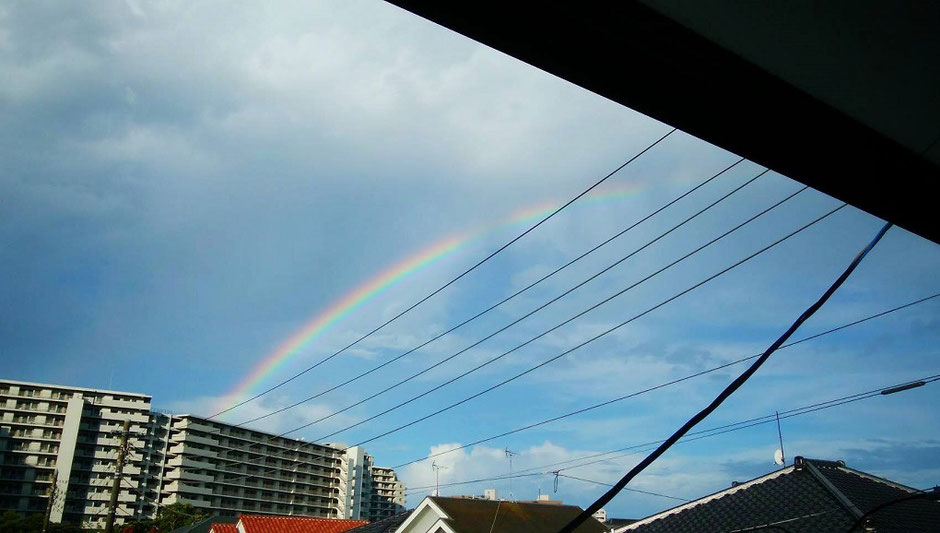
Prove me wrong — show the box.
[0,378,405,528]
[592,508,607,522]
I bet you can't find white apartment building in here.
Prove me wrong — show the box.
[0,379,406,527]
[0,379,157,529]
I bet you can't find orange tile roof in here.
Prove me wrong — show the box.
[237,514,369,533]
[209,524,239,533]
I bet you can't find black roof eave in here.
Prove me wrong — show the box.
[386,1,940,244]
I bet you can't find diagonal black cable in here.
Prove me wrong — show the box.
[402,374,939,496]
[554,473,690,502]
[556,220,893,533]
[250,168,771,433]
[390,290,940,468]
[159,300,940,489]
[306,172,783,441]
[236,157,747,426]
[209,128,677,419]
[348,203,846,447]
[190,194,833,488]
[844,488,940,532]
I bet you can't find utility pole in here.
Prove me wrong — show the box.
[105,419,131,533]
[41,469,58,533]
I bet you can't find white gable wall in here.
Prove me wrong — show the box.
[396,498,457,533]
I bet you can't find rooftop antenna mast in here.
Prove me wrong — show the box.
[431,460,448,496]
[773,410,786,466]
[505,447,519,501]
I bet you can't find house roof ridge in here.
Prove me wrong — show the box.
[834,464,923,494]
[797,457,864,519]
[618,465,796,530]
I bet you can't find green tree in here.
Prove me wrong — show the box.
[152,503,204,532]
[0,510,23,533]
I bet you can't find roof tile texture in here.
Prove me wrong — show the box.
[237,515,369,533]
[428,497,607,533]
[623,458,940,533]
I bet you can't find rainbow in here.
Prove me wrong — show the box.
[216,181,647,412]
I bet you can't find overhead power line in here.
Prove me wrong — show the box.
[344,203,846,447]
[844,487,940,532]
[553,473,690,502]
[177,156,751,485]
[208,367,937,491]
[208,127,678,419]
[390,291,940,469]
[175,157,753,485]
[402,373,939,497]
[556,221,893,533]
[156,291,939,490]
[237,156,748,427]
[260,168,776,435]
[169,286,940,492]
[166,196,836,491]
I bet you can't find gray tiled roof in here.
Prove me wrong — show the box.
[345,510,413,533]
[621,457,940,533]
[427,497,608,533]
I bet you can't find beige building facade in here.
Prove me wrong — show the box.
[0,379,405,528]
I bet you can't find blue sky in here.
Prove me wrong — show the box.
[1,0,938,520]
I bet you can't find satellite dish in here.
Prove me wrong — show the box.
[774,449,785,466]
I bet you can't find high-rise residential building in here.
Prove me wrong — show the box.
[0,379,406,528]
[0,379,156,528]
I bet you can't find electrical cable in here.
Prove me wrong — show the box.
[236,157,747,427]
[294,169,776,440]
[176,156,749,484]
[180,240,933,491]
[151,199,843,487]
[555,221,893,533]
[390,291,940,469]
[208,128,677,419]
[171,308,940,489]
[346,203,846,447]
[401,373,939,497]
[552,473,689,502]
[844,487,940,532]
[487,499,502,533]
[727,508,841,533]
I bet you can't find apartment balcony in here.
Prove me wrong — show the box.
[161,494,211,508]
[168,443,217,458]
[167,456,215,469]
[164,470,214,483]
[164,481,213,496]
[99,411,149,424]
[174,419,217,434]
[85,492,136,503]
[173,432,219,447]
[95,397,151,410]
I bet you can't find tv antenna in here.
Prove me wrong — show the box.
[773,410,786,466]
[505,447,519,501]
[431,460,448,496]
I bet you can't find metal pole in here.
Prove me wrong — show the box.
[41,469,58,533]
[775,411,786,465]
[105,419,130,533]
